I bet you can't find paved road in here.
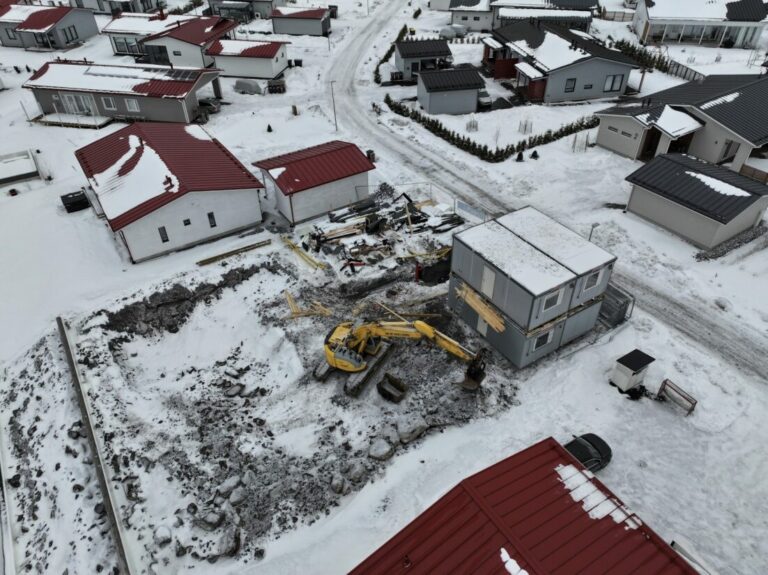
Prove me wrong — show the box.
[327,7,768,381]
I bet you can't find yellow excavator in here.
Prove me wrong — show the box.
[314,317,487,395]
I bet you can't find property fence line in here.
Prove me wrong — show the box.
[0,367,19,575]
[56,317,135,575]
[601,10,633,22]
[740,164,768,184]
[665,59,705,82]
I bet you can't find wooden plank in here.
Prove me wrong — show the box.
[455,282,505,333]
[196,239,272,266]
[282,237,328,270]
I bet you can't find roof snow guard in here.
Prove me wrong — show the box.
[24,61,215,98]
[75,123,262,231]
[253,140,375,196]
[626,154,768,224]
[351,437,697,575]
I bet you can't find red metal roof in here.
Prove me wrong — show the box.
[271,7,328,19]
[206,39,285,58]
[75,123,262,231]
[141,16,237,46]
[351,438,698,575]
[14,6,71,31]
[253,140,374,195]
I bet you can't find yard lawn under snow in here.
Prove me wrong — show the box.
[1,3,768,575]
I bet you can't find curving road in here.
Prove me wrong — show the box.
[326,5,768,380]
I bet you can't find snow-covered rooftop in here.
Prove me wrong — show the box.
[506,31,589,72]
[102,13,197,36]
[645,0,768,22]
[206,39,285,58]
[636,105,703,138]
[515,61,544,79]
[0,5,72,32]
[0,5,53,23]
[498,7,591,19]
[497,207,615,276]
[456,220,575,295]
[450,0,491,12]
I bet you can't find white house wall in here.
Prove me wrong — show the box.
[144,36,210,68]
[451,9,493,32]
[545,59,633,103]
[596,115,645,159]
[710,197,768,247]
[118,188,262,262]
[684,108,754,169]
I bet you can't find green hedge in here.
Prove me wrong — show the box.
[611,39,672,73]
[384,94,599,163]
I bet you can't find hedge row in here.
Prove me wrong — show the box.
[611,39,673,73]
[384,94,599,163]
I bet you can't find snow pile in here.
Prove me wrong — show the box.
[500,548,529,575]
[91,134,180,220]
[184,125,212,140]
[507,31,589,72]
[700,92,740,109]
[651,106,702,137]
[686,171,752,197]
[555,464,642,530]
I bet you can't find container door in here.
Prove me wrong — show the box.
[480,266,495,298]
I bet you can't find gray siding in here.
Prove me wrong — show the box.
[545,59,634,104]
[561,299,602,345]
[685,107,754,169]
[451,237,574,330]
[272,16,329,36]
[568,263,613,308]
[0,9,97,49]
[596,115,646,159]
[31,88,191,123]
[0,23,23,47]
[417,84,478,115]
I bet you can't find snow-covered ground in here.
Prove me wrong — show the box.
[1,3,768,575]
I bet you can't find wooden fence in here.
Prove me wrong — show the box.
[665,59,705,82]
[740,164,768,184]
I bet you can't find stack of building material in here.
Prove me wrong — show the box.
[448,206,616,368]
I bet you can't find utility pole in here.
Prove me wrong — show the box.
[330,80,338,132]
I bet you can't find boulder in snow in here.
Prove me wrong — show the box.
[396,414,428,444]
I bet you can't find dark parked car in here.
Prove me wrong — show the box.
[564,433,612,472]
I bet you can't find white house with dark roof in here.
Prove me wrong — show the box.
[102,12,197,56]
[208,0,285,22]
[449,0,493,32]
[595,74,768,172]
[0,5,97,50]
[625,154,768,249]
[206,39,289,78]
[74,123,263,262]
[483,22,637,102]
[633,0,768,48]
[417,68,485,114]
[253,141,375,224]
[393,38,452,81]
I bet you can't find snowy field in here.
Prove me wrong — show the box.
[1,2,768,575]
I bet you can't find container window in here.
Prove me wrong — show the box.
[542,289,562,312]
[208,212,217,228]
[584,270,601,292]
[183,218,191,226]
[173,50,182,56]
[158,226,169,243]
[533,330,553,351]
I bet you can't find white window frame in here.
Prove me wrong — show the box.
[541,288,563,312]
[172,50,182,56]
[603,74,624,93]
[532,330,553,351]
[583,269,602,293]
[124,98,140,112]
[6,28,16,40]
[101,96,116,111]
[564,77,576,93]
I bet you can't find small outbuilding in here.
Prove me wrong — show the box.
[209,0,286,22]
[416,68,484,115]
[271,7,330,36]
[206,39,289,79]
[139,16,238,68]
[253,140,375,224]
[351,436,698,575]
[393,39,452,81]
[0,5,98,50]
[74,123,263,263]
[625,153,768,249]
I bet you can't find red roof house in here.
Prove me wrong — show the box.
[351,437,698,575]
[271,6,330,37]
[0,5,98,50]
[140,16,238,69]
[253,141,375,224]
[206,39,290,79]
[75,123,263,263]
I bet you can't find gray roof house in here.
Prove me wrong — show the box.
[595,75,768,172]
[625,154,768,249]
[482,22,637,102]
[393,39,452,81]
[0,5,97,50]
[448,207,615,368]
[208,0,286,22]
[69,0,161,16]
[632,0,768,49]
[23,61,221,126]
[416,68,485,115]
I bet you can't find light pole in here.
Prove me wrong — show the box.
[588,222,600,242]
[330,80,338,132]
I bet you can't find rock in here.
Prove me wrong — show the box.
[224,384,244,398]
[229,487,247,506]
[329,474,345,494]
[217,475,241,497]
[254,548,265,560]
[242,470,257,487]
[94,503,105,516]
[379,425,399,445]
[224,368,240,379]
[186,502,198,515]
[217,527,240,557]
[175,541,187,558]
[396,414,428,444]
[202,511,224,530]
[348,462,366,483]
[72,483,84,493]
[368,439,394,461]
[8,474,21,488]
[153,526,172,547]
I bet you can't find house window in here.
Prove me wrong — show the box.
[63,25,79,43]
[583,84,593,89]
[101,97,116,110]
[207,211,217,228]
[603,74,624,92]
[583,270,601,292]
[461,16,468,20]
[607,126,618,133]
[621,131,632,138]
[113,36,128,53]
[6,28,16,40]
[33,33,49,46]
[533,330,553,351]
[173,50,182,56]
[183,218,191,226]
[158,226,169,243]
[125,98,140,112]
[564,78,576,93]
[473,16,480,21]
[542,289,562,312]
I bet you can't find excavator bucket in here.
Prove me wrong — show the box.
[459,350,487,391]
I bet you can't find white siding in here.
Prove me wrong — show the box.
[596,115,646,159]
[265,172,370,223]
[451,10,493,31]
[146,37,208,68]
[119,188,262,262]
[212,46,287,78]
